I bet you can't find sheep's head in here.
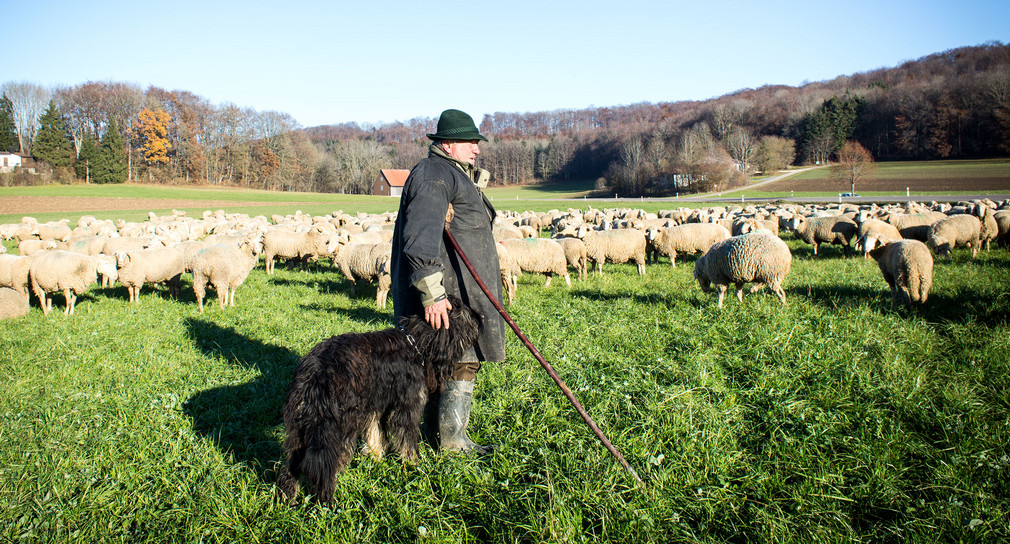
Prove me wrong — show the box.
[693,257,712,293]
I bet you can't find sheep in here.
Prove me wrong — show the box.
[500,238,572,288]
[101,236,161,256]
[18,239,57,255]
[115,246,186,303]
[927,214,983,257]
[553,236,588,281]
[495,241,519,303]
[977,206,998,251]
[64,234,111,256]
[693,232,792,308]
[190,241,260,313]
[854,219,903,258]
[29,250,117,315]
[579,227,647,276]
[867,240,933,307]
[0,286,29,319]
[34,220,72,241]
[262,228,329,274]
[0,254,34,300]
[788,215,858,256]
[646,223,730,267]
[331,242,393,307]
[883,211,947,242]
[994,210,1010,246]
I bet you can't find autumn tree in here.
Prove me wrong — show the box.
[724,126,757,174]
[133,108,172,166]
[755,135,796,173]
[94,116,127,184]
[831,140,875,194]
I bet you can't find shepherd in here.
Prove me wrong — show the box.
[389,108,507,454]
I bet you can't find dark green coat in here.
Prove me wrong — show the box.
[390,150,506,362]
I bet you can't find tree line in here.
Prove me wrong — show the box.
[3,42,1009,195]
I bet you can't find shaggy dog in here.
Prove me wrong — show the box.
[277,294,482,504]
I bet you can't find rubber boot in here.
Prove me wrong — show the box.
[438,380,493,455]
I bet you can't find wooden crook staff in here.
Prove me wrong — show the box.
[443,227,644,486]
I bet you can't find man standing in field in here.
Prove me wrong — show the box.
[390,108,506,454]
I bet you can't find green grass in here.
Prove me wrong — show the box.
[2,218,1009,542]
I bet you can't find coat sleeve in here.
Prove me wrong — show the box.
[399,163,453,297]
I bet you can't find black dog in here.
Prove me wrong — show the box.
[277,294,482,504]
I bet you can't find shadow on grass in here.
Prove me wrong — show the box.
[182,318,301,483]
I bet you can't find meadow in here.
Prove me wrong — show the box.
[1,173,1009,543]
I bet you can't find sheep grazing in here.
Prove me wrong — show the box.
[883,211,947,242]
[501,238,572,288]
[927,214,982,257]
[693,232,792,308]
[788,215,858,256]
[29,250,117,315]
[262,228,329,274]
[854,219,903,258]
[580,228,647,276]
[0,254,34,300]
[994,210,1010,246]
[115,246,186,303]
[0,286,29,319]
[495,241,519,303]
[868,239,933,307]
[976,206,998,251]
[190,241,260,313]
[18,239,57,255]
[646,223,730,267]
[331,242,393,308]
[553,236,588,281]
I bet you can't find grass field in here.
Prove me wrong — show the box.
[1,168,1009,542]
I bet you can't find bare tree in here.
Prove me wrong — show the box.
[2,81,50,154]
[831,140,875,194]
[724,126,757,174]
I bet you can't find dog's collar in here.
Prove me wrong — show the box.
[396,325,424,365]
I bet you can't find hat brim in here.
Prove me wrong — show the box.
[427,132,488,142]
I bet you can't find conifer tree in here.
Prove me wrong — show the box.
[0,94,17,153]
[75,134,100,182]
[32,100,75,168]
[94,116,127,184]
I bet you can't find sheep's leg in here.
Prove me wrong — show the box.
[64,289,75,316]
[735,282,745,303]
[544,275,552,288]
[637,262,646,275]
[563,274,571,288]
[716,285,727,308]
[771,282,787,305]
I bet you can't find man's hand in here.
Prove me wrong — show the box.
[424,297,453,330]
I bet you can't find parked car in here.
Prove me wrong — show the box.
[840,192,860,197]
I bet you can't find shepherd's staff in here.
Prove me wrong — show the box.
[443,227,644,487]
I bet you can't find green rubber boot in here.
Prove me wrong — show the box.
[438,380,493,455]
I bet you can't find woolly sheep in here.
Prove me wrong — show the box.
[788,215,858,256]
[854,219,903,258]
[646,223,730,267]
[977,206,998,251]
[0,286,29,319]
[883,211,947,242]
[34,220,72,241]
[18,239,57,255]
[29,250,117,315]
[495,241,519,303]
[263,228,329,274]
[994,210,1010,246]
[579,227,647,276]
[331,242,393,307]
[553,236,588,281]
[115,246,186,303]
[501,238,572,288]
[868,239,933,307]
[0,254,34,300]
[927,214,982,257]
[190,241,260,313]
[101,236,162,256]
[693,232,792,308]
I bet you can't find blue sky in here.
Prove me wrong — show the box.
[6,0,1009,128]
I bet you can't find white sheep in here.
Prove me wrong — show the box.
[495,241,519,303]
[579,227,647,276]
[101,236,162,256]
[788,215,858,256]
[262,228,329,274]
[501,238,572,288]
[29,250,117,315]
[190,241,260,313]
[331,242,393,308]
[868,239,933,307]
[693,232,792,308]
[927,214,982,257]
[883,211,947,241]
[553,236,588,281]
[854,219,903,258]
[18,239,57,255]
[0,287,29,319]
[115,246,186,303]
[0,254,34,300]
[646,223,730,267]
[977,206,998,251]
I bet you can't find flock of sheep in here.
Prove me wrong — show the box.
[1,197,1007,319]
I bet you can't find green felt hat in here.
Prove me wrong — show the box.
[427,109,487,142]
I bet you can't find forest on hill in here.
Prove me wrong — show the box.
[4,42,1009,196]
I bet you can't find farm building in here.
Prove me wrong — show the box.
[0,152,30,173]
[372,169,409,197]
